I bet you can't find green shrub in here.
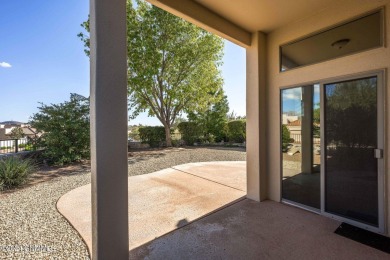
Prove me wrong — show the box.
[30,93,90,165]
[282,125,293,144]
[177,122,202,145]
[0,157,37,190]
[24,144,34,151]
[282,125,293,152]
[17,143,34,151]
[138,126,166,147]
[227,120,246,143]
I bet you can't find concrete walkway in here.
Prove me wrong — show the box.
[57,161,246,254]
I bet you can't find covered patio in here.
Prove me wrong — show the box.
[59,161,388,259]
[90,0,390,258]
[130,199,388,259]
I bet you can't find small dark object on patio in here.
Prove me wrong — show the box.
[335,223,390,254]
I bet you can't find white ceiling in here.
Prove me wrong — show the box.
[195,0,341,33]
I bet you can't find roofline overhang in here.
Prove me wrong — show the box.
[147,0,252,47]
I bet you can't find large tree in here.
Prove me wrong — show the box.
[79,0,224,146]
[188,90,229,142]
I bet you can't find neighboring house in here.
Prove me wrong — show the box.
[20,126,39,139]
[286,119,301,136]
[286,119,302,144]
[90,0,390,257]
[0,128,6,139]
[281,114,298,125]
[0,121,39,141]
[286,119,320,145]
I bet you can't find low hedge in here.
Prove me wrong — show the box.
[177,122,202,146]
[227,120,246,143]
[138,126,166,147]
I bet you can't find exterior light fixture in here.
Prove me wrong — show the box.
[331,38,350,49]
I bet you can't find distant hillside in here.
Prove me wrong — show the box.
[0,121,26,125]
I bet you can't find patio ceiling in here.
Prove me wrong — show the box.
[194,0,340,33]
[149,0,340,46]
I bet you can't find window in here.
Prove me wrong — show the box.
[280,10,383,72]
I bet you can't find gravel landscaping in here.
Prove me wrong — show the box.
[0,147,245,259]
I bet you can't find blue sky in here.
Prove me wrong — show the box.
[282,85,320,115]
[0,0,246,125]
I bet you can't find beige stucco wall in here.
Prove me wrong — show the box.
[266,0,390,235]
[246,32,268,201]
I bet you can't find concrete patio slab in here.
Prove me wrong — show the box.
[172,161,246,191]
[56,161,246,254]
[129,199,389,260]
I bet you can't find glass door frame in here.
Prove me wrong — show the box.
[280,69,386,234]
[319,70,385,234]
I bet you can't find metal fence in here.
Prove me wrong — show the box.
[0,138,31,154]
[290,134,321,144]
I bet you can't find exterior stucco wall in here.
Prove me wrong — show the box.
[246,32,268,201]
[266,0,390,235]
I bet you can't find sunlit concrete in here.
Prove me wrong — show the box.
[172,161,246,191]
[57,162,246,254]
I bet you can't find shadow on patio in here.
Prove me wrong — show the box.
[129,199,388,260]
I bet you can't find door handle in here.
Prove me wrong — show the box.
[374,149,383,159]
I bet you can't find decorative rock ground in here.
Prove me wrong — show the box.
[0,147,245,259]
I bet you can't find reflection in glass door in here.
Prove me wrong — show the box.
[324,77,379,227]
[281,85,321,210]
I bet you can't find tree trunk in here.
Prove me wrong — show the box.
[164,124,172,147]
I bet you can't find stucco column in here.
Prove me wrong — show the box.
[301,86,313,174]
[90,0,129,259]
[246,31,267,201]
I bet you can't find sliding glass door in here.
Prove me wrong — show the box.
[324,76,381,227]
[281,72,384,232]
[281,84,321,210]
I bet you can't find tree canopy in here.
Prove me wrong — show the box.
[188,91,229,142]
[326,78,377,147]
[79,0,225,146]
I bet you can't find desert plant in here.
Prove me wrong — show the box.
[0,156,37,190]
